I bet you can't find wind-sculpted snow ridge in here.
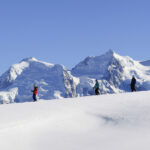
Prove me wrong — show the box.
[0,57,77,103]
[0,50,150,104]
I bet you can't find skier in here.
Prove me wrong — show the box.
[93,79,100,95]
[32,85,38,101]
[130,75,136,92]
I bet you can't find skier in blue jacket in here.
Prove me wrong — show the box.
[94,79,100,95]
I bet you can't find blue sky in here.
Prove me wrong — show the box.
[0,0,150,74]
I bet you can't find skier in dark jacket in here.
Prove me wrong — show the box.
[130,76,136,92]
[32,85,38,101]
[94,79,100,95]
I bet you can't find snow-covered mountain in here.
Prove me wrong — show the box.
[0,57,77,103]
[0,50,150,104]
[71,50,150,95]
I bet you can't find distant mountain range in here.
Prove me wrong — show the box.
[0,50,150,104]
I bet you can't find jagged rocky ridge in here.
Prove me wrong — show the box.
[0,50,150,103]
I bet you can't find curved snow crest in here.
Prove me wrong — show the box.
[21,57,54,68]
[21,57,38,62]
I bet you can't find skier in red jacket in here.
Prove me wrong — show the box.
[32,85,38,101]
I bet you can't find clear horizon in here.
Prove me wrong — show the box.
[0,0,150,75]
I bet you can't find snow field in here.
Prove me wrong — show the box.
[1,91,150,150]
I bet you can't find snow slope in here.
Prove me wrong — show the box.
[1,91,150,150]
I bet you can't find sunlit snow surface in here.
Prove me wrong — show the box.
[0,91,150,150]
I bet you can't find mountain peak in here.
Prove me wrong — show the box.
[71,50,117,76]
[21,57,38,62]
